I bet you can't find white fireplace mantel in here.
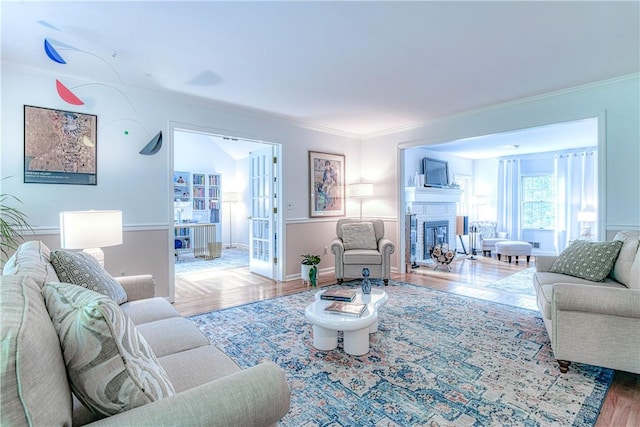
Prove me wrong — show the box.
[405,187,462,204]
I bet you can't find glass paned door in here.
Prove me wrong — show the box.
[249,146,276,278]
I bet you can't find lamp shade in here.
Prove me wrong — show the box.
[223,192,241,203]
[577,210,597,223]
[349,183,373,198]
[60,210,123,249]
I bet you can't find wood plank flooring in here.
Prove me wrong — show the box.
[173,255,639,427]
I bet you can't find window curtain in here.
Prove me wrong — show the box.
[554,150,598,252]
[497,158,521,241]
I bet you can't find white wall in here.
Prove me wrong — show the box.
[1,65,361,297]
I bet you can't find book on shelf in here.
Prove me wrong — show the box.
[320,288,357,302]
[324,301,367,317]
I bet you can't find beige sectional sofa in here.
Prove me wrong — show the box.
[533,231,640,374]
[1,241,291,426]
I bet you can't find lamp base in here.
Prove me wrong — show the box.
[83,247,105,267]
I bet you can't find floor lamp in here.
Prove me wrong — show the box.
[349,183,373,220]
[223,192,240,248]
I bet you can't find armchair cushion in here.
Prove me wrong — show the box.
[43,283,175,417]
[550,240,623,282]
[340,222,377,250]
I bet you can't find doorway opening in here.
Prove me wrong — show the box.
[171,125,283,304]
[398,116,602,273]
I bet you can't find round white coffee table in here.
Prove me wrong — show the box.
[304,288,388,355]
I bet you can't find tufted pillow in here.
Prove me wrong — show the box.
[341,222,378,250]
[43,283,175,417]
[50,249,127,304]
[550,240,623,282]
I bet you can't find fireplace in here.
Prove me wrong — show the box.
[424,221,449,258]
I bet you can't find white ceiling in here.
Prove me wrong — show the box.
[2,1,638,141]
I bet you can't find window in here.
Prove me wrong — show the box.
[522,175,555,229]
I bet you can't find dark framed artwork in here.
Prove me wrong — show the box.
[309,151,345,217]
[24,105,97,185]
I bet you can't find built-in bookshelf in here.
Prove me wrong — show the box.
[173,170,222,246]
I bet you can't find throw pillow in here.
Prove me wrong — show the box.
[43,283,175,417]
[550,240,624,282]
[341,222,378,250]
[50,249,127,304]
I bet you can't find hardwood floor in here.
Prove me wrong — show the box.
[173,255,639,427]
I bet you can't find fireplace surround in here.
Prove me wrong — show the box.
[405,187,462,264]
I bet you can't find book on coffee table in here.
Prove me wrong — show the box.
[324,301,367,317]
[320,288,357,302]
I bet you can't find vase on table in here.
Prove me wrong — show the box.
[361,267,371,294]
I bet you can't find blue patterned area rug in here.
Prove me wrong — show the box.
[485,268,537,296]
[189,281,612,426]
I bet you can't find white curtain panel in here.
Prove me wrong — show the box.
[496,158,521,241]
[553,151,598,252]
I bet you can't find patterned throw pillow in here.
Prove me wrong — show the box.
[550,240,623,282]
[43,283,175,417]
[50,249,127,304]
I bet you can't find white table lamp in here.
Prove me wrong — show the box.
[349,183,373,221]
[60,210,123,266]
[577,210,597,240]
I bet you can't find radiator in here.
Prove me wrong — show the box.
[193,224,217,259]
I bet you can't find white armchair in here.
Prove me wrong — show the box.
[331,219,395,285]
[469,221,509,256]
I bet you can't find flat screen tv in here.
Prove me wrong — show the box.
[421,157,449,187]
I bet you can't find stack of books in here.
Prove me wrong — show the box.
[324,301,367,317]
[320,288,356,302]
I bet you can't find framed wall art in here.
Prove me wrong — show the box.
[309,151,345,217]
[24,105,97,185]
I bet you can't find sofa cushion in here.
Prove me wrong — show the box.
[610,231,640,288]
[550,240,623,282]
[158,346,241,393]
[121,297,181,325]
[0,275,73,426]
[136,317,210,358]
[43,282,175,417]
[2,240,60,287]
[50,249,128,304]
[340,222,378,250]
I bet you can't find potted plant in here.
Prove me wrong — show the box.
[1,179,33,264]
[300,253,321,287]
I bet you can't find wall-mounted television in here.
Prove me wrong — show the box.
[421,157,449,187]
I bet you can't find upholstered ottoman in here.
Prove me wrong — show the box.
[495,241,532,264]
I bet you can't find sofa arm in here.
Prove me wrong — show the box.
[86,362,290,427]
[115,274,155,301]
[553,284,640,318]
[535,256,557,272]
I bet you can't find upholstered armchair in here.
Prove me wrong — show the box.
[331,219,395,285]
[469,221,509,256]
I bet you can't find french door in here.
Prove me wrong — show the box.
[248,145,277,278]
